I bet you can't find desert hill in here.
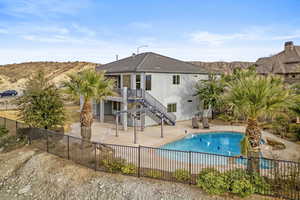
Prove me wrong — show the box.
[190,61,254,74]
[0,60,254,91]
[0,61,98,91]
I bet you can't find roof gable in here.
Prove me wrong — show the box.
[256,45,300,74]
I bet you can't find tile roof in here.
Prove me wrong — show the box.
[255,43,300,74]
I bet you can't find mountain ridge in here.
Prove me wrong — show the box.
[0,60,253,91]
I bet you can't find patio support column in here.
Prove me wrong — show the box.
[79,95,84,111]
[131,73,136,90]
[99,100,104,123]
[122,87,128,131]
[133,116,137,144]
[161,117,164,138]
[115,114,119,137]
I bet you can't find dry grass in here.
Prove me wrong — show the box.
[0,105,80,132]
[64,105,80,132]
[0,110,20,121]
[0,61,98,91]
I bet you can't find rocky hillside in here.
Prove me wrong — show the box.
[0,147,271,200]
[0,60,254,92]
[0,61,98,91]
[190,61,254,74]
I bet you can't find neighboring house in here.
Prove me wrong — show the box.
[255,41,300,84]
[92,52,208,130]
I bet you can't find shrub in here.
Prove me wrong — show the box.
[250,173,271,194]
[100,157,126,173]
[172,169,190,182]
[196,168,228,195]
[121,163,137,175]
[231,178,254,197]
[0,125,8,137]
[225,169,250,185]
[146,170,162,179]
[289,123,300,140]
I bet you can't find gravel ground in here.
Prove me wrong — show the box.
[0,148,277,200]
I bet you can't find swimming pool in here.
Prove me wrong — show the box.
[160,131,272,168]
[161,132,243,156]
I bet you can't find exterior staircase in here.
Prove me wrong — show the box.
[127,89,176,126]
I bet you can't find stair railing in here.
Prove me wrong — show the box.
[127,89,176,124]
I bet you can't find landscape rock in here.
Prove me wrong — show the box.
[0,147,274,200]
[18,185,31,194]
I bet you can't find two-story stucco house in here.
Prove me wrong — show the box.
[92,52,208,130]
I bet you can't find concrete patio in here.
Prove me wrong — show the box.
[68,120,300,162]
[68,120,246,147]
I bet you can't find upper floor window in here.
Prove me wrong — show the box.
[146,75,151,90]
[136,74,141,89]
[173,75,180,85]
[167,103,177,113]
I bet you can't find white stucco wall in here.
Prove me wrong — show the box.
[144,73,208,126]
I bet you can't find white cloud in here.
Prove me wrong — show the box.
[72,23,96,37]
[0,29,8,34]
[190,29,300,45]
[0,0,92,18]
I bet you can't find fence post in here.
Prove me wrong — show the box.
[138,145,141,177]
[189,151,192,185]
[94,143,97,171]
[4,117,6,129]
[67,135,70,160]
[46,131,49,153]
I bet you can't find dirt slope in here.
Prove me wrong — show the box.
[0,148,272,200]
[0,62,98,91]
[190,61,254,74]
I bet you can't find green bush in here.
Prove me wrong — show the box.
[146,170,162,179]
[196,168,228,195]
[100,157,126,173]
[172,169,190,182]
[121,163,137,175]
[225,169,250,184]
[0,125,8,137]
[231,178,254,197]
[250,173,271,194]
[289,123,300,140]
[196,169,271,198]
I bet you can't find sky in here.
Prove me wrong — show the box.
[0,0,300,65]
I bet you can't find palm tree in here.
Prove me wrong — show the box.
[195,73,223,119]
[223,70,296,158]
[63,69,115,142]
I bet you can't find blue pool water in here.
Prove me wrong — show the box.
[162,132,243,156]
[160,132,272,168]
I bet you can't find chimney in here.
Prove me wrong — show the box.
[116,54,119,61]
[132,53,136,58]
[284,41,294,51]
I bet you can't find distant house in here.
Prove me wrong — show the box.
[92,52,208,130]
[255,41,300,84]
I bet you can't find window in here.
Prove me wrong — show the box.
[136,74,141,89]
[113,102,120,111]
[167,103,177,112]
[146,75,151,90]
[173,75,180,85]
[123,75,131,88]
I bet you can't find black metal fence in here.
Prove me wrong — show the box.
[1,116,300,200]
